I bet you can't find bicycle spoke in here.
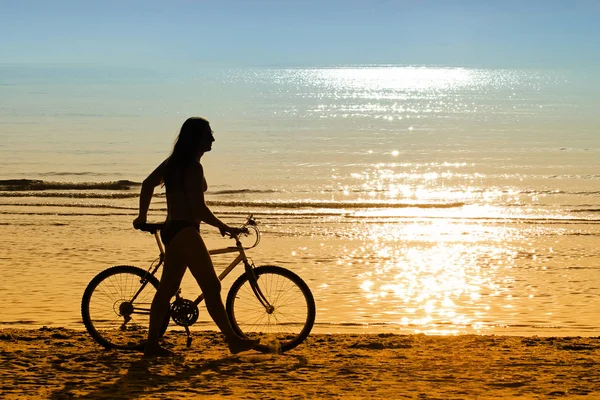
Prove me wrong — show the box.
[82,266,162,350]
[227,266,315,352]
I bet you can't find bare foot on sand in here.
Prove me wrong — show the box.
[228,338,260,354]
[143,345,176,358]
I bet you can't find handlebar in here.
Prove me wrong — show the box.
[222,215,261,249]
[135,215,260,249]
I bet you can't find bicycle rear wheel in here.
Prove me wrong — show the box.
[226,265,316,353]
[81,265,168,350]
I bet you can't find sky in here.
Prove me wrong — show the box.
[1,0,599,68]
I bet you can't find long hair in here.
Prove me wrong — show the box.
[163,117,211,190]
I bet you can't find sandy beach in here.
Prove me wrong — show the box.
[1,328,599,399]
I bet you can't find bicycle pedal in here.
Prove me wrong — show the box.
[184,325,192,348]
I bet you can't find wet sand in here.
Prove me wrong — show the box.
[1,328,599,399]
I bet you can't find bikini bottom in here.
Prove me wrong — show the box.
[160,220,200,246]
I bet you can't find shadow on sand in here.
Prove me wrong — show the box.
[49,351,309,400]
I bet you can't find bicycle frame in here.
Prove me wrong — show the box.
[129,218,270,317]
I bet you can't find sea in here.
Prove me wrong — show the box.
[1,64,599,336]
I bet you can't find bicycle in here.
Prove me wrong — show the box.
[81,215,316,353]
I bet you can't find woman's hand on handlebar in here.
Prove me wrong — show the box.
[219,225,248,238]
[133,215,147,230]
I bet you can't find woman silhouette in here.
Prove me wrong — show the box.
[133,117,259,357]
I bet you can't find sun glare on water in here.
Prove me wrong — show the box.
[309,66,476,92]
[331,155,531,334]
[346,219,515,335]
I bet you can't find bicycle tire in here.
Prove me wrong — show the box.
[81,265,168,351]
[226,265,316,353]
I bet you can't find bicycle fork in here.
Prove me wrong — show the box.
[235,237,273,314]
[244,261,274,314]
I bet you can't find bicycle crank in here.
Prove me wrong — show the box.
[170,298,199,347]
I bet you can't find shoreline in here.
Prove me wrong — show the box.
[2,323,600,338]
[1,328,599,399]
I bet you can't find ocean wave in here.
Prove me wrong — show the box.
[0,198,463,210]
[212,189,280,195]
[348,215,600,223]
[2,179,600,199]
[2,207,599,223]
[0,179,140,191]
[0,203,344,217]
[0,211,134,217]
[523,190,600,196]
[0,202,139,210]
[0,192,141,199]
[39,172,113,177]
[207,200,466,209]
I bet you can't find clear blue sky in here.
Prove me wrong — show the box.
[1,0,599,67]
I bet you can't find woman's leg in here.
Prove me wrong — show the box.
[144,245,187,357]
[172,227,259,353]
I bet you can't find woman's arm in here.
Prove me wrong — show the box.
[134,161,165,226]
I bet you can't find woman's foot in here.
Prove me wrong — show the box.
[143,345,176,358]
[228,337,260,354]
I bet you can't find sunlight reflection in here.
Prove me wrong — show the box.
[310,66,476,92]
[341,220,520,334]
[347,164,497,204]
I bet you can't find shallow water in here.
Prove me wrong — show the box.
[1,208,599,336]
[1,65,599,335]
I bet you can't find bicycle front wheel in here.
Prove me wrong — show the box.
[81,265,167,350]
[226,265,316,353]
